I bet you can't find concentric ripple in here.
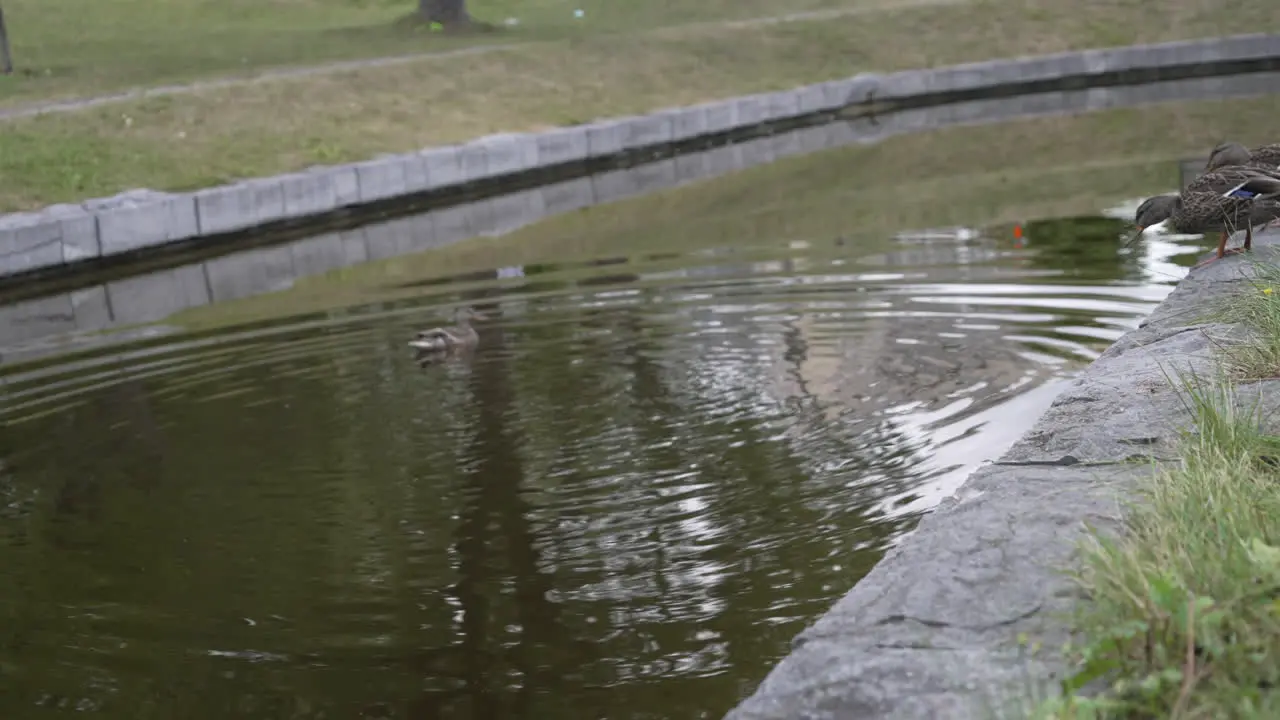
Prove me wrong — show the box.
[0,212,1183,719]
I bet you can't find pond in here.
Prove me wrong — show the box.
[2,89,1279,719]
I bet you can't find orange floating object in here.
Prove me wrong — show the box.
[1013,224,1023,239]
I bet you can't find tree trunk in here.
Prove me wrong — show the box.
[0,3,14,75]
[418,0,471,27]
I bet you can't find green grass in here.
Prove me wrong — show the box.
[1200,259,1280,380]
[0,0,1278,210]
[0,0,860,105]
[1028,270,1280,716]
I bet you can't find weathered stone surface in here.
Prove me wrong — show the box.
[94,191,199,255]
[355,158,408,203]
[619,113,674,149]
[796,83,830,114]
[45,204,100,264]
[760,89,801,121]
[666,106,709,142]
[703,101,738,134]
[421,146,464,189]
[733,95,765,127]
[586,119,627,157]
[534,128,589,167]
[196,179,286,236]
[0,212,69,274]
[478,133,539,178]
[727,231,1280,719]
[279,171,341,220]
[458,139,491,182]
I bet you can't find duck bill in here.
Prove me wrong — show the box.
[1123,225,1145,247]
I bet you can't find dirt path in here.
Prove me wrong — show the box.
[0,0,966,123]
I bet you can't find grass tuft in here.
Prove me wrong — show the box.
[1201,258,1280,380]
[1035,368,1280,717]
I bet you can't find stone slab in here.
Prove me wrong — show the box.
[477,133,539,178]
[702,101,738,134]
[586,119,627,157]
[355,158,408,204]
[95,192,199,256]
[534,127,589,167]
[0,212,70,275]
[457,139,491,183]
[665,106,708,142]
[45,204,100,265]
[279,171,342,220]
[796,83,830,114]
[196,179,286,236]
[418,146,463,191]
[619,113,674,150]
[760,89,801,121]
[732,95,765,128]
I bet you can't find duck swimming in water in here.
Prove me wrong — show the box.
[408,306,484,357]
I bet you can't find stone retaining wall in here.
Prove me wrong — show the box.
[2,33,1279,282]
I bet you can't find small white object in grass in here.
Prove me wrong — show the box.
[574,9,585,18]
[504,17,519,26]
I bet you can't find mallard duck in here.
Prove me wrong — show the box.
[1206,141,1280,172]
[408,306,483,355]
[1128,166,1280,267]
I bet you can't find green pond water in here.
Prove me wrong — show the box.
[1,92,1278,718]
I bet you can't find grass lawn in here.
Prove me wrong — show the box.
[0,0,861,104]
[1026,261,1280,717]
[0,0,1277,211]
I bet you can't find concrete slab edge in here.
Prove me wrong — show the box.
[2,32,1277,282]
[720,233,1280,718]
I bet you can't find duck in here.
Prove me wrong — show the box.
[1205,141,1280,172]
[1128,166,1280,267]
[408,306,484,355]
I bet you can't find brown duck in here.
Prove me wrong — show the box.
[1206,141,1280,172]
[1129,166,1280,267]
[408,307,483,356]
